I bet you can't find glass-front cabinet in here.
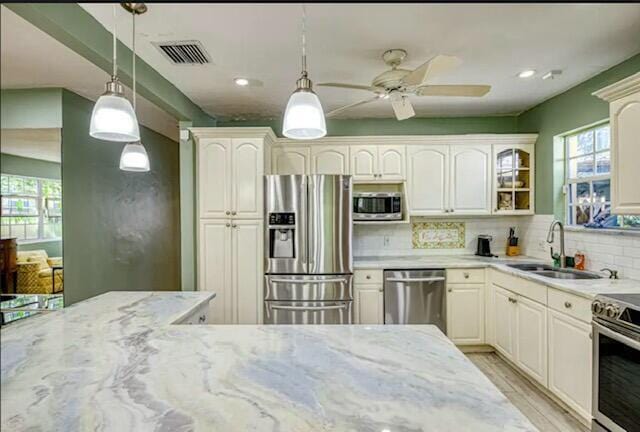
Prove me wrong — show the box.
[493,144,535,214]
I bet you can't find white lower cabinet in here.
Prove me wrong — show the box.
[199,219,263,324]
[446,283,485,345]
[493,285,517,361]
[548,309,592,419]
[355,286,384,324]
[515,296,547,386]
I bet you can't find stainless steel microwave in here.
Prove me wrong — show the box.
[353,192,402,221]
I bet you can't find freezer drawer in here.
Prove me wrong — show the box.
[265,274,353,301]
[384,269,446,331]
[264,301,353,324]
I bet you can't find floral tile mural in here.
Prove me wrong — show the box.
[412,222,465,249]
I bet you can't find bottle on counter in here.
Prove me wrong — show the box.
[574,251,586,270]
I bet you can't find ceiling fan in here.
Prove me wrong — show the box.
[318,49,491,120]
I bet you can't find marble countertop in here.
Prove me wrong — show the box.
[1,291,536,432]
[355,255,640,299]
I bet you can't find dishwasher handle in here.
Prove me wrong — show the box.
[386,276,445,283]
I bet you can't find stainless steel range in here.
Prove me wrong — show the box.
[591,294,640,432]
[264,175,353,324]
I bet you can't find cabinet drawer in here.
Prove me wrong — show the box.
[547,289,592,323]
[447,268,485,284]
[354,269,383,285]
[490,270,547,305]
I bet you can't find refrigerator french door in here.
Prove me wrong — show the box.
[264,175,353,324]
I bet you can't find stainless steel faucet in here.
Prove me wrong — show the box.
[546,220,566,268]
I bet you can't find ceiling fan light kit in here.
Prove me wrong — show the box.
[282,5,327,140]
[90,4,140,142]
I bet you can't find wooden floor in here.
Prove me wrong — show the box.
[467,353,589,432]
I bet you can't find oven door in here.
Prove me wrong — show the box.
[264,301,353,324]
[592,320,640,432]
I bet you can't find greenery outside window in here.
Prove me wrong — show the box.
[564,124,639,229]
[0,174,62,241]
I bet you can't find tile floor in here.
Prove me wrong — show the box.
[467,352,589,432]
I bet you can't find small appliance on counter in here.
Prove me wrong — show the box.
[475,235,497,257]
[506,227,520,256]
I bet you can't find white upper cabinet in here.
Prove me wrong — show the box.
[232,138,263,219]
[198,138,232,219]
[407,145,449,215]
[492,143,535,215]
[272,146,310,175]
[594,73,640,215]
[350,145,378,181]
[378,145,406,180]
[450,145,492,215]
[311,146,349,174]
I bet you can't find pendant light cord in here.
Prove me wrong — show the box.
[132,9,136,111]
[112,4,117,77]
[301,4,307,75]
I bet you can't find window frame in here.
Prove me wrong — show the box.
[1,174,62,243]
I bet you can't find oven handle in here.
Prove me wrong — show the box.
[593,321,640,350]
[271,304,348,312]
[386,277,445,283]
[269,278,348,284]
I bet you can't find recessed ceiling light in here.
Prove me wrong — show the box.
[518,70,536,78]
[234,77,249,86]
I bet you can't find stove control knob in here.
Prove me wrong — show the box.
[605,304,620,319]
[591,301,605,315]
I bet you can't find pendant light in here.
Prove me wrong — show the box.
[120,3,150,172]
[282,4,326,140]
[90,5,140,142]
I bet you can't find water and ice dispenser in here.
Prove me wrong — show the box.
[268,213,295,259]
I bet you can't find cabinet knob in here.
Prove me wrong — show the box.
[232,223,237,228]
[231,211,237,215]
[564,301,572,309]
[198,315,206,323]
[225,223,231,227]
[226,211,231,215]
[464,272,470,279]
[366,275,371,279]
[447,288,452,292]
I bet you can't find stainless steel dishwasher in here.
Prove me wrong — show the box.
[384,269,446,332]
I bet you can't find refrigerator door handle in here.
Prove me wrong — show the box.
[386,277,446,282]
[269,278,348,284]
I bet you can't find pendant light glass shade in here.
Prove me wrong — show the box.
[283,88,326,139]
[119,142,150,172]
[90,80,140,142]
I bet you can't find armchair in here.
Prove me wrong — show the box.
[16,250,63,294]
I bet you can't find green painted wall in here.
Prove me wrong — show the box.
[61,90,181,305]
[218,116,519,136]
[1,153,61,180]
[0,88,62,129]
[17,240,62,258]
[518,53,640,216]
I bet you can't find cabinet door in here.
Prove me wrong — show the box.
[198,139,231,218]
[311,146,349,174]
[231,138,263,219]
[494,285,516,361]
[450,145,491,214]
[350,145,378,181]
[516,296,547,386]
[407,145,449,215]
[199,220,232,324]
[272,147,310,174]
[355,286,384,324]
[378,145,406,180]
[548,309,592,419]
[610,91,640,214]
[446,284,484,345]
[232,220,263,324]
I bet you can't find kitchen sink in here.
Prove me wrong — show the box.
[507,263,602,280]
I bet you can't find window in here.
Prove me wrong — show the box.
[565,124,639,229]
[0,174,62,241]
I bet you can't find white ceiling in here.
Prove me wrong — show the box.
[1,128,61,163]
[0,6,179,141]
[80,3,640,120]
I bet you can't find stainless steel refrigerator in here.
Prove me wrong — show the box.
[264,175,353,324]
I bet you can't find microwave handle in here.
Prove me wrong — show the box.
[593,321,640,350]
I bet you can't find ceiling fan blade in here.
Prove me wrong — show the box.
[402,55,463,87]
[326,96,380,118]
[417,85,491,97]
[390,94,415,121]
[317,82,377,92]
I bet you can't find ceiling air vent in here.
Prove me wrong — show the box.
[153,40,211,65]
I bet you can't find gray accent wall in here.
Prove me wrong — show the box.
[61,90,181,305]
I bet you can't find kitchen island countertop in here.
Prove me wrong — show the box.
[1,291,536,432]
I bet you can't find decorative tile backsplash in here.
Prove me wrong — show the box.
[412,222,465,249]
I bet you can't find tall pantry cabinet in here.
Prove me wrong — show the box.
[192,128,275,324]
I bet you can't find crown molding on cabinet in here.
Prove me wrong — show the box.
[189,127,277,143]
[593,72,640,102]
[274,133,538,147]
